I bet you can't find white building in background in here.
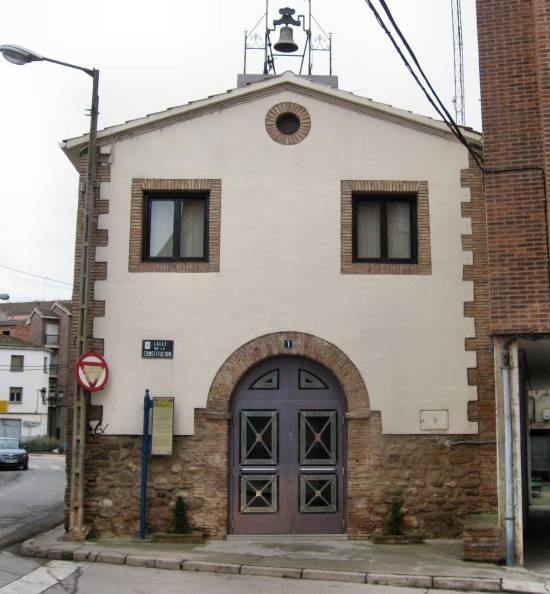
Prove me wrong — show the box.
[0,335,50,441]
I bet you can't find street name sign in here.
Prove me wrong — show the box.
[75,352,109,393]
[142,340,174,359]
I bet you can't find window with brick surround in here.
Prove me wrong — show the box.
[129,179,221,273]
[9,387,22,403]
[10,355,23,372]
[341,180,432,275]
[144,193,208,261]
[353,194,417,263]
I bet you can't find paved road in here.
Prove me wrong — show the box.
[0,454,65,549]
[0,560,488,594]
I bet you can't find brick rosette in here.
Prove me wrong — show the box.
[265,102,311,145]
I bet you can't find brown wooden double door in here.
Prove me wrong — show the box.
[230,357,346,534]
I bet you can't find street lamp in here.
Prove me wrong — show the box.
[0,43,99,539]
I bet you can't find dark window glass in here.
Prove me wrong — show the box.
[353,194,416,263]
[10,355,23,372]
[298,369,328,390]
[276,112,300,135]
[250,370,279,390]
[9,387,22,403]
[145,194,208,261]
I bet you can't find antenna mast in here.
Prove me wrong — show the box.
[451,0,465,125]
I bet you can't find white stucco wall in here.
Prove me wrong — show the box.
[92,88,478,436]
[0,347,50,440]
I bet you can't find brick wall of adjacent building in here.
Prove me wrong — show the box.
[476,0,550,334]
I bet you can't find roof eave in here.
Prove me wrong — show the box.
[60,72,482,168]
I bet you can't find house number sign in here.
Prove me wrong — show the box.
[142,340,174,359]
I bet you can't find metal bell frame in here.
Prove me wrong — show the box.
[242,1,333,77]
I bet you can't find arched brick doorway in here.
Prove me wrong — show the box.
[206,332,370,415]
[204,332,371,537]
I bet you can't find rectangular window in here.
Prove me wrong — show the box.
[9,387,22,404]
[144,193,208,261]
[10,355,24,372]
[353,194,417,263]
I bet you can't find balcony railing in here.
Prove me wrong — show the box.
[44,334,59,346]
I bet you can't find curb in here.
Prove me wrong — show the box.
[18,538,550,593]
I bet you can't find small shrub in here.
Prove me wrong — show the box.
[386,500,404,536]
[171,496,191,534]
[24,436,61,453]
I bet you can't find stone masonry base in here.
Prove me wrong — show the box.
[81,410,494,541]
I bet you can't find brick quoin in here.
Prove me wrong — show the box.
[476,0,550,335]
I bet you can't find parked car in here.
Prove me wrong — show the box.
[0,437,28,470]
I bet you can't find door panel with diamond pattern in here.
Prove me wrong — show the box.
[231,357,346,534]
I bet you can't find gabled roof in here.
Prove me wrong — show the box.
[0,300,71,323]
[30,307,59,320]
[61,71,481,168]
[52,301,71,316]
[0,335,48,351]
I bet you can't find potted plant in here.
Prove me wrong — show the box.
[152,496,204,543]
[371,500,424,544]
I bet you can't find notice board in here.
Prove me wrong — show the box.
[151,397,174,456]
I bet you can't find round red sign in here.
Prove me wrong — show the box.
[75,352,109,392]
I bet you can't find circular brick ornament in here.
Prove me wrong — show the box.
[265,102,311,145]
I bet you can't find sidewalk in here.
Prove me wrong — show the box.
[19,526,550,593]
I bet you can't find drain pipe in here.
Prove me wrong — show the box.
[502,338,515,566]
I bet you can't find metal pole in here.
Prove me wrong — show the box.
[263,0,269,74]
[308,0,312,75]
[243,31,248,74]
[329,32,332,76]
[502,341,515,566]
[68,67,99,538]
[139,389,152,540]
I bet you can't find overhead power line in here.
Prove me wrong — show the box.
[0,264,73,290]
[363,0,483,171]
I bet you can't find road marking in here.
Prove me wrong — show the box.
[0,561,82,594]
[47,466,64,471]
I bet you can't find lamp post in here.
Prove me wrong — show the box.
[0,44,99,538]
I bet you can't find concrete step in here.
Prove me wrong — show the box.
[226,534,349,542]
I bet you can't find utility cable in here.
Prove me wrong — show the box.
[376,0,465,141]
[362,0,484,171]
[363,1,550,284]
[0,264,73,287]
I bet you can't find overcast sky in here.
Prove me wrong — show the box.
[0,0,480,302]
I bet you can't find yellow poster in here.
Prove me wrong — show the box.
[151,398,174,456]
[0,401,7,413]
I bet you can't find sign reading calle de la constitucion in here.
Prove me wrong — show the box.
[142,340,174,359]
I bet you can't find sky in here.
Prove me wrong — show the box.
[0,0,481,303]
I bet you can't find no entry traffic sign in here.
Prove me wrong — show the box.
[75,352,109,392]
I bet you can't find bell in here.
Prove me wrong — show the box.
[274,26,299,53]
